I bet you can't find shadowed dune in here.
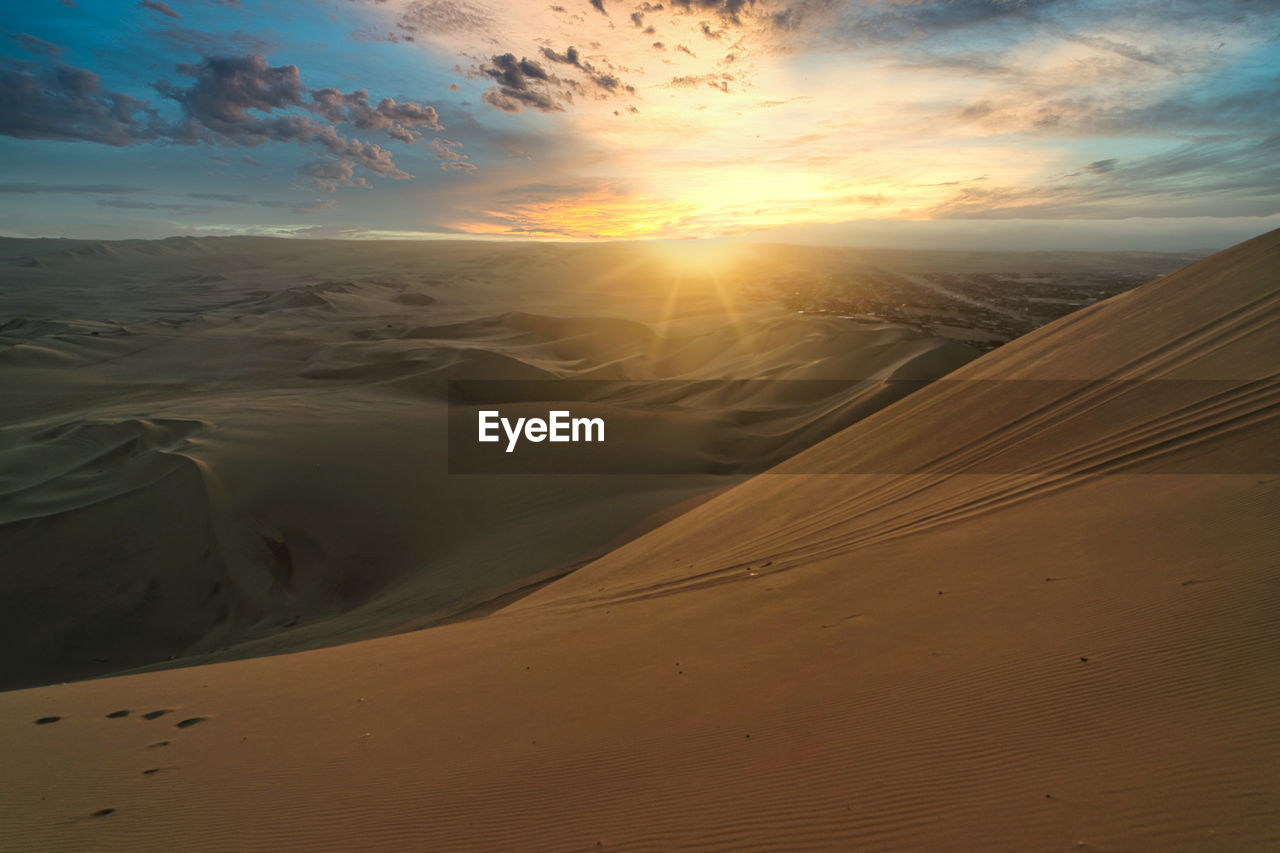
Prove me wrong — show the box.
[0,231,1273,850]
[0,238,991,689]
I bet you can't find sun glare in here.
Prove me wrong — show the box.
[646,239,745,280]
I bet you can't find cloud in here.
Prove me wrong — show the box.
[389,0,493,37]
[0,58,159,145]
[1063,33,1163,66]
[158,55,307,129]
[954,78,1280,139]
[148,27,275,57]
[8,33,63,58]
[478,53,563,112]
[590,0,608,16]
[137,0,180,20]
[0,183,145,194]
[930,136,1280,219]
[102,191,336,215]
[97,198,215,214]
[667,0,757,26]
[298,158,372,191]
[1,52,449,184]
[667,72,734,93]
[154,54,446,176]
[830,0,1063,47]
[429,137,476,171]
[258,198,336,214]
[187,191,253,202]
[538,45,637,96]
[309,88,442,142]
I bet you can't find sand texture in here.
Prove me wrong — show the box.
[0,232,1276,851]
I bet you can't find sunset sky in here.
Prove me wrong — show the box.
[1,0,1277,247]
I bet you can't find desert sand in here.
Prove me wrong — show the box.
[0,237,1010,690]
[0,231,1276,851]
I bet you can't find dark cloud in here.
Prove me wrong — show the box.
[0,183,145,194]
[479,53,563,113]
[1,53,447,184]
[667,0,756,26]
[0,58,159,145]
[538,45,637,96]
[154,54,444,176]
[768,5,806,30]
[8,33,63,58]
[158,55,306,128]
[541,46,582,66]
[590,0,608,16]
[137,0,180,20]
[1085,158,1118,174]
[309,87,441,142]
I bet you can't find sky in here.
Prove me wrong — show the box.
[1,0,1277,248]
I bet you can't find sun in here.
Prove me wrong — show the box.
[645,239,746,280]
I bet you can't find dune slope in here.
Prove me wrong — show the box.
[0,237,981,688]
[0,231,1276,851]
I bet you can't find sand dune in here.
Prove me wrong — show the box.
[0,231,1274,851]
[1,237,989,689]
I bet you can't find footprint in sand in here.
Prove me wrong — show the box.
[146,740,172,749]
[175,717,207,729]
[34,716,61,725]
[141,710,170,720]
[106,710,130,718]
[91,808,115,818]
